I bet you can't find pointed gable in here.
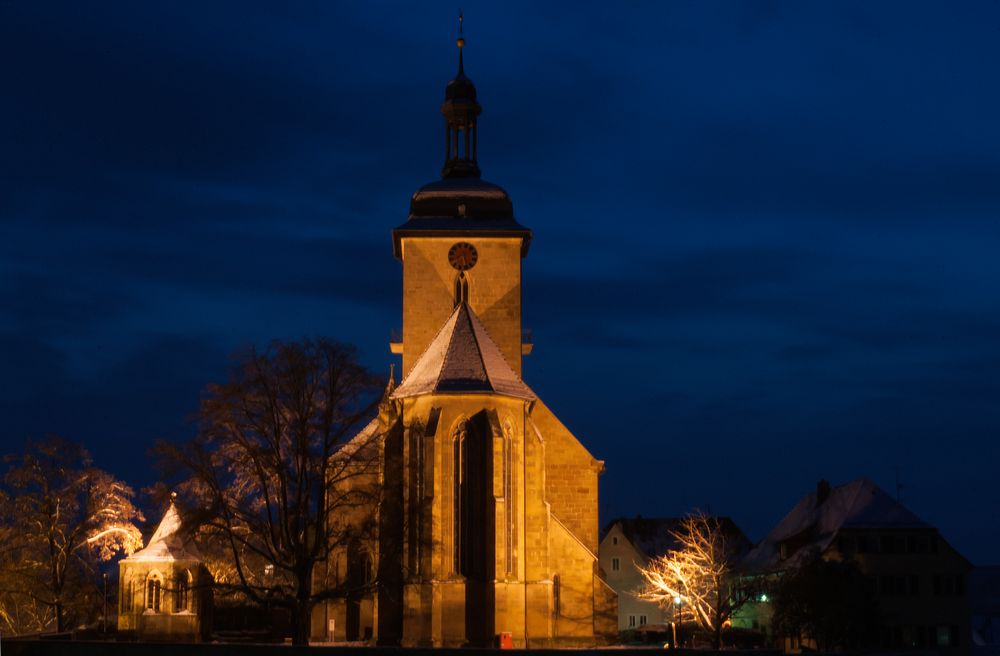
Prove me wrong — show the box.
[125,499,202,563]
[742,478,930,572]
[391,303,534,400]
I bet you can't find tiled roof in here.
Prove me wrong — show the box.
[741,478,931,573]
[603,516,750,561]
[391,303,534,400]
[125,500,202,563]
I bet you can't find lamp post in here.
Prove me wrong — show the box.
[102,573,108,634]
[672,595,682,649]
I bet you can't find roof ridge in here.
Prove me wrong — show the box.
[462,303,495,393]
[465,305,528,386]
[394,305,463,392]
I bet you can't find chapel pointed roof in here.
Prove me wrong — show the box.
[125,496,202,563]
[391,302,534,400]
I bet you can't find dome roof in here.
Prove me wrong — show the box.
[445,72,477,102]
[409,177,513,219]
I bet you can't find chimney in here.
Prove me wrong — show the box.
[816,479,831,507]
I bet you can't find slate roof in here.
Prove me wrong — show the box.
[124,499,203,563]
[391,302,534,401]
[602,516,751,561]
[741,478,931,573]
[393,177,532,258]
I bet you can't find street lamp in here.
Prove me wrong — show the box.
[672,595,682,650]
[102,573,108,634]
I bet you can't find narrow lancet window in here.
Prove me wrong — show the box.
[146,575,161,612]
[454,273,469,307]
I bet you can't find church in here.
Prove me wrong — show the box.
[311,25,616,647]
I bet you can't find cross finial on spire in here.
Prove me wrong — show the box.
[456,9,465,75]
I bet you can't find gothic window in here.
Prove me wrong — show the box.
[454,272,469,307]
[452,421,466,574]
[175,571,191,612]
[146,574,161,613]
[364,554,373,585]
[502,418,514,575]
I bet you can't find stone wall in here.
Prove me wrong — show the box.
[530,400,603,552]
[399,236,524,377]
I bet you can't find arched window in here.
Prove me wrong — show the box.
[122,579,132,612]
[175,570,191,612]
[454,272,469,307]
[452,420,467,574]
[146,574,161,613]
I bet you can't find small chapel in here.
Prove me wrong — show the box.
[311,23,616,647]
[118,494,213,641]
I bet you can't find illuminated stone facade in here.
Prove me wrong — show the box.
[118,498,212,642]
[311,31,616,647]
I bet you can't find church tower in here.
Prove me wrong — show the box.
[313,18,616,648]
[391,16,531,377]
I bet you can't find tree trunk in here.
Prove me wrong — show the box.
[292,601,312,646]
[55,600,64,633]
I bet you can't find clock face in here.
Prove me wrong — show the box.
[448,242,478,271]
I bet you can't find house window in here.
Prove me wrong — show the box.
[611,557,620,571]
[612,536,618,545]
[936,625,958,647]
[639,615,647,626]
[628,615,636,628]
[146,575,161,613]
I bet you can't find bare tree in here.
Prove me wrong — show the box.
[637,513,754,649]
[0,437,144,634]
[158,338,382,645]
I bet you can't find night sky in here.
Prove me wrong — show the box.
[3,2,1000,564]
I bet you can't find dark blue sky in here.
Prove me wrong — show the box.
[3,2,999,563]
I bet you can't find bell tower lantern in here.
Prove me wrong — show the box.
[441,13,481,179]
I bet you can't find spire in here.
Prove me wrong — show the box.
[441,11,481,179]
[385,363,396,396]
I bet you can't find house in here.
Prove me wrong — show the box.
[970,566,1000,651]
[600,516,750,634]
[736,479,972,651]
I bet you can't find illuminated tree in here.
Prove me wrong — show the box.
[157,338,382,646]
[637,513,754,649]
[0,437,144,634]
